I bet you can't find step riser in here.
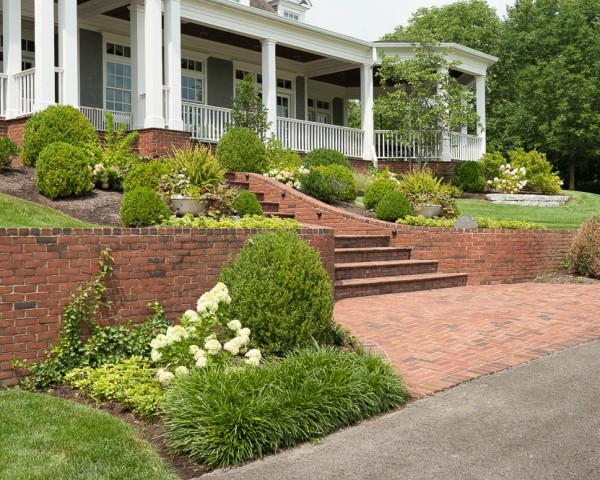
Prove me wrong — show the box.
[267,213,295,219]
[335,276,468,300]
[335,250,412,263]
[259,202,280,213]
[335,263,438,281]
[335,237,390,249]
[230,181,250,190]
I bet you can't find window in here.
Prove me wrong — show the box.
[234,66,295,118]
[181,57,204,104]
[307,97,330,124]
[283,11,300,21]
[105,42,132,113]
[277,95,290,118]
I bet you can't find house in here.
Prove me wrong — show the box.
[0,0,497,164]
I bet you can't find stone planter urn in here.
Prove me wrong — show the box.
[169,198,209,217]
[415,204,443,218]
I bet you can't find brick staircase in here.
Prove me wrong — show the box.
[228,174,295,220]
[333,234,468,300]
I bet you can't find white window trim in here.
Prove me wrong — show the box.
[307,96,332,124]
[181,50,208,105]
[102,35,133,113]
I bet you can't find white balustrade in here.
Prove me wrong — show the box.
[375,130,442,162]
[0,74,7,117]
[79,106,132,131]
[14,68,35,116]
[450,132,483,161]
[277,118,364,158]
[183,103,232,142]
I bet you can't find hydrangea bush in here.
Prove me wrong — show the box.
[488,164,527,194]
[264,166,309,189]
[149,283,261,386]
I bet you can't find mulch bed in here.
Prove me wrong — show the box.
[49,386,210,479]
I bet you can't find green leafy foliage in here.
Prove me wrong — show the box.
[229,74,271,140]
[352,170,374,196]
[0,138,20,169]
[123,160,175,192]
[120,187,171,227]
[509,149,563,195]
[215,127,268,173]
[397,215,546,230]
[364,179,400,210]
[35,142,94,200]
[22,105,99,166]
[375,190,413,222]
[162,214,300,229]
[399,167,460,218]
[219,231,335,356]
[569,216,600,278]
[65,357,165,419]
[163,346,409,467]
[233,190,264,217]
[168,145,225,190]
[480,152,506,182]
[300,164,358,203]
[266,138,303,171]
[303,148,352,169]
[452,161,486,193]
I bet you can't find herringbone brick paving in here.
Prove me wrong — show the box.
[334,283,600,398]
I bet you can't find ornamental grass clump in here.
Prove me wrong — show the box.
[569,215,600,278]
[163,346,409,467]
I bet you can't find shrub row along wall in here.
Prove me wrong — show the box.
[0,226,335,386]
[238,173,577,286]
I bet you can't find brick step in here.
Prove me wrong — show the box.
[267,212,295,219]
[334,247,412,263]
[334,273,468,300]
[229,181,250,190]
[335,260,438,281]
[259,201,280,213]
[335,235,390,249]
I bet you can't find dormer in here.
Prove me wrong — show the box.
[268,0,312,22]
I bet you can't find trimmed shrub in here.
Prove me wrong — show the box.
[35,142,94,200]
[0,138,20,169]
[123,160,174,192]
[452,161,486,193]
[303,148,351,169]
[162,214,300,229]
[233,190,263,217]
[569,216,600,278]
[219,231,335,356]
[301,164,357,203]
[364,179,399,210]
[509,149,563,194]
[375,191,413,222]
[396,215,547,230]
[164,346,409,467]
[215,127,268,173]
[22,105,98,166]
[480,152,506,181]
[120,187,171,227]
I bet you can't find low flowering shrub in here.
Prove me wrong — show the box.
[487,163,527,194]
[569,215,600,278]
[396,215,547,230]
[264,167,308,189]
[509,149,563,195]
[162,214,300,229]
[163,346,409,467]
[480,152,506,183]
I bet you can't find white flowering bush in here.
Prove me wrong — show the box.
[264,166,309,189]
[487,163,528,194]
[150,282,261,385]
[92,163,121,190]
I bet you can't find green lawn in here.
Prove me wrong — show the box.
[0,389,178,480]
[0,193,94,228]
[456,191,600,229]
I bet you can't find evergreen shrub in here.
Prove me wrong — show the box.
[123,161,174,192]
[364,179,399,210]
[233,190,263,217]
[452,161,486,193]
[120,187,171,227]
[569,216,600,278]
[303,148,351,169]
[0,138,20,169]
[301,164,357,203]
[215,127,268,173]
[375,191,413,222]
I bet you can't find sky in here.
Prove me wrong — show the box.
[306,0,514,42]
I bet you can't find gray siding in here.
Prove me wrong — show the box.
[295,76,306,120]
[207,57,234,108]
[79,29,103,109]
[332,97,344,126]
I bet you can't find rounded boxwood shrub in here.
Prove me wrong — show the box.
[123,161,174,192]
[301,164,357,203]
[35,142,94,200]
[569,216,600,278]
[303,148,351,169]
[375,191,413,222]
[215,127,268,173]
[233,190,263,217]
[219,230,335,356]
[120,187,171,227]
[363,179,399,210]
[452,161,486,193]
[22,105,98,166]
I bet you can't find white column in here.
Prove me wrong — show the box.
[261,38,277,139]
[439,68,452,162]
[360,64,374,161]
[164,0,183,131]
[143,0,164,128]
[58,0,78,107]
[475,74,487,156]
[34,0,55,111]
[3,0,22,119]
[130,2,145,129]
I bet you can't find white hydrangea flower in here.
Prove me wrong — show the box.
[195,356,208,367]
[237,334,250,347]
[205,339,222,355]
[189,345,200,355]
[157,368,175,386]
[183,310,200,323]
[150,349,162,362]
[194,349,207,361]
[244,349,262,367]
[238,327,251,337]
[223,339,241,356]
[227,320,242,332]
[175,366,189,376]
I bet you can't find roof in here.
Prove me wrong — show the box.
[250,0,277,13]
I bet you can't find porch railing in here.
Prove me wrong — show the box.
[277,118,364,158]
[80,106,133,131]
[375,130,442,162]
[14,68,35,116]
[0,74,7,117]
[183,102,231,142]
[450,132,483,161]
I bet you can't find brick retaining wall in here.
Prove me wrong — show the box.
[0,226,335,386]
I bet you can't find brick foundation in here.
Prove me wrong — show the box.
[0,226,335,386]
[134,128,193,157]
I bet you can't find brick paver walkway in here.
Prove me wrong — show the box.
[335,283,600,397]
